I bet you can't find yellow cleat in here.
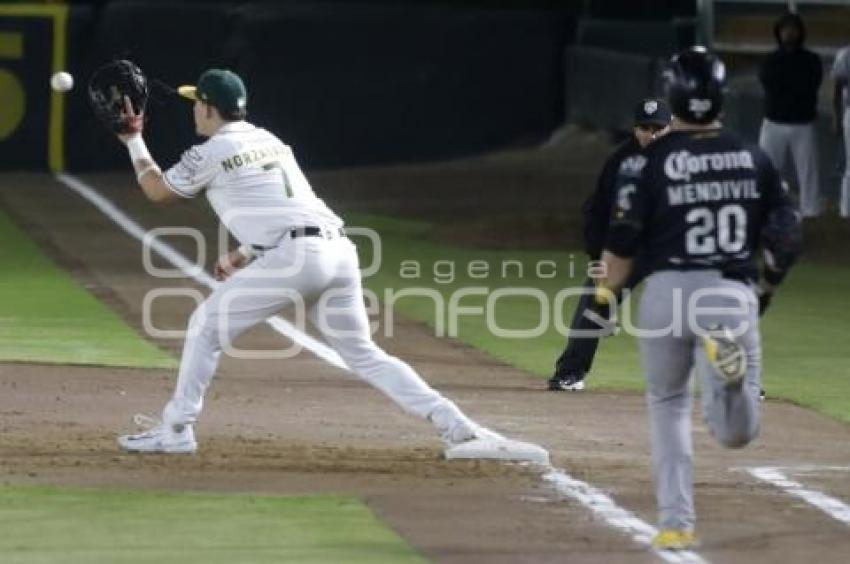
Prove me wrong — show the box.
[703,333,718,361]
[652,529,698,550]
[701,324,747,386]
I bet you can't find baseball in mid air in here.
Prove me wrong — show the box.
[50,71,74,92]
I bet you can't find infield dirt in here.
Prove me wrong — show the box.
[1,161,849,562]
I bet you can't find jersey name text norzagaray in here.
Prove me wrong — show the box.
[220,144,287,172]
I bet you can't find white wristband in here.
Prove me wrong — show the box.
[136,164,161,182]
[238,244,255,260]
[126,135,152,163]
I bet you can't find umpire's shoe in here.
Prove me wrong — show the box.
[702,325,747,387]
[548,371,586,391]
[118,415,197,454]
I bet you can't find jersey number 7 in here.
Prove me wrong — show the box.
[262,161,294,198]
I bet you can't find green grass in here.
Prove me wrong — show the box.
[0,485,422,564]
[0,210,175,369]
[346,212,850,424]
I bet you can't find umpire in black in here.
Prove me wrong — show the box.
[549,99,671,391]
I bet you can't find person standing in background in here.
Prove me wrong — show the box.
[831,44,850,218]
[758,11,823,218]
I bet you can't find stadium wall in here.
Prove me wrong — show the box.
[1,0,697,172]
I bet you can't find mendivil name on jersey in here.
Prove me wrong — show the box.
[666,180,761,207]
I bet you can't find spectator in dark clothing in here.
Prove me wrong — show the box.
[758,12,824,217]
[548,98,670,392]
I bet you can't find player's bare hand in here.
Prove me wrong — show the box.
[214,248,251,281]
[118,95,145,143]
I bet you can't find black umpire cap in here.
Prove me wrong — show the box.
[634,98,671,127]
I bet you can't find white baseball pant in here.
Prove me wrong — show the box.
[758,118,822,217]
[161,234,478,443]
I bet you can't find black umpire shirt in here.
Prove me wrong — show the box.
[581,136,641,259]
[605,128,794,284]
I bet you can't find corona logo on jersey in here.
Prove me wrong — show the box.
[664,149,755,182]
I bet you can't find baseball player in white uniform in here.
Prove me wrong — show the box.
[832,45,850,218]
[113,68,548,464]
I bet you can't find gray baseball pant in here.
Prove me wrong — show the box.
[759,118,822,217]
[842,108,850,218]
[637,270,762,531]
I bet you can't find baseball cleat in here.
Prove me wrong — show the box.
[117,414,197,454]
[652,529,698,550]
[702,325,747,386]
[547,372,586,391]
[444,427,550,465]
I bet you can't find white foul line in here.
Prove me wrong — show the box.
[56,173,708,562]
[748,466,850,525]
[755,465,850,474]
[542,469,708,564]
[55,173,348,371]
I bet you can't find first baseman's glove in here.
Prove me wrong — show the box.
[88,59,149,134]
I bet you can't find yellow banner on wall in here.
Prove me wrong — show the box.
[0,4,68,171]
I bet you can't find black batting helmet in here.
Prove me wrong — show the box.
[663,46,726,124]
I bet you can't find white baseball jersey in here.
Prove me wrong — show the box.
[155,123,482,451]
[164,121,343,247]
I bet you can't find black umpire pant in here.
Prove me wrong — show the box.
[554,263,647,377]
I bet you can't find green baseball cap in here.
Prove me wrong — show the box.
[178,69,247,115]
